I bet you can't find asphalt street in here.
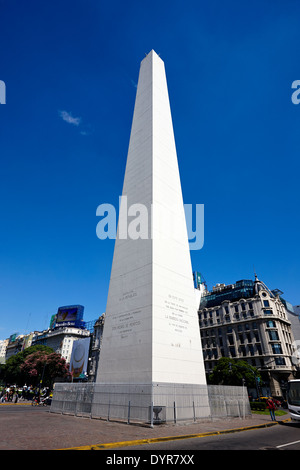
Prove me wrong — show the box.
[116,420,300,450]
[0,403,298,451]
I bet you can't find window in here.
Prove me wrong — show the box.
[266,320,276,328]
[248,302,253,310]
[275,357,286,365]
[264,309,273,315]
[268,330,279,341]
[229,346,236,357]
[240,345,246,356]
[228,335,234,345]
[271,343,283,354]
[259,358,264,367]
[234,305,239,313]
[263,300,270,307]
[241,303,246,311]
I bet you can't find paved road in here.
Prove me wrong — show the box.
[116,420,300,451]
[0,403,296,451]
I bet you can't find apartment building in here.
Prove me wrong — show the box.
[198,275,297,397]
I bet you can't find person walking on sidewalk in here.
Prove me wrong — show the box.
[266,397,277,421]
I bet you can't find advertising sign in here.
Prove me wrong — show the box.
[69,337,90,379]
[9,333,18,343]
[21,333,33,351]
[49,314,56,329]
[193,271,202,289]
[55,305,84,328]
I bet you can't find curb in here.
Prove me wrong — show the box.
[60,418,291,450]
[0,402,32,406]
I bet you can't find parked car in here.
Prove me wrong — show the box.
[255,396,269,402]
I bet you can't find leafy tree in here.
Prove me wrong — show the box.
[2,345,53,385]
[23,345,54,358]
[208,357,261,388]
[20,351,71,387]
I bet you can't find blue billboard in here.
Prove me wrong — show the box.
[55,305,84,328]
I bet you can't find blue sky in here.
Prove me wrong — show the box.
[0,0,300,340]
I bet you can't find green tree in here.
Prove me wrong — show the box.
[2,345,53,385]
[20,351,71,387]
[208,357,261,388]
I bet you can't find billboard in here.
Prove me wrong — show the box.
[49,314,56,329]
[55,305,84,328]
[21,333,33,351]
[9,333,18,343]
[69,337,90,379]
[193,271,202,289]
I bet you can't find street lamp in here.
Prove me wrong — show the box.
[242,378,246,419]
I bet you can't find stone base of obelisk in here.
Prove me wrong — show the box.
[90,382,210,424]
[50,382,251,423]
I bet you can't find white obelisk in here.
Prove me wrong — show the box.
[96,50,206,388]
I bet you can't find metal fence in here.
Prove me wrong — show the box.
[50,382,251,426]
[208,384,250,418]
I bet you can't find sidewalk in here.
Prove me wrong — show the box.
[0,403,291,450]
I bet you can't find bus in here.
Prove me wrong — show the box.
[287,379,300,422]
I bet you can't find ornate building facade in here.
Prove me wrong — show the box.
[198,275,297,397]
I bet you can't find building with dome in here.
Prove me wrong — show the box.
[198,275,298,398]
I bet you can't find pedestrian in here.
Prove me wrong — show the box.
[22,385,27,400]
[266,397,276,421]
[13,390,18,403]
[8,389,13,402]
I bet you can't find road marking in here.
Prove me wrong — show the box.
[61,421,290,450]
[276,439,300,449]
